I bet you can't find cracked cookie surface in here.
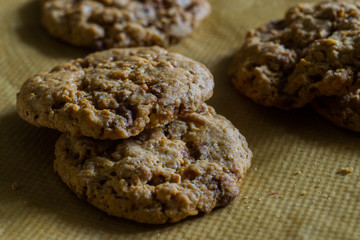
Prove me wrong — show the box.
[16,46,214,139]
[54,104,252,224]
[312,89,360,132]
[230,1,360,110]
[41,0,211,49]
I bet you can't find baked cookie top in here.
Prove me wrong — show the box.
[230,1,360,110]
[312,89,360,132]
[54,104,252,224]
[41,0,211,49]
[16,46,214,140]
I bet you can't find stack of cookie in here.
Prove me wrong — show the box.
[15,0,253,224]
[230,1,360,132]
[16,46,252,224]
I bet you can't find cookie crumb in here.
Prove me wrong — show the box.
[11,182,18,191]
[338,167,353,175]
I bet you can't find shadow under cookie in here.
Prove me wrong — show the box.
[0,111,179,234]
[16,0,89,59]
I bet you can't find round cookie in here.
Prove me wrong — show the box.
[16,46,214,140]
[41,0,211,49]
[229,1,360,110]
[312,89,360,132]
[54,104,252,224]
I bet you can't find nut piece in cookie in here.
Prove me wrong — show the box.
[16,46,214,140]
[54,104,252,224]
[230,1,360,109]
[41,0,211,49]
[312,89,360,132]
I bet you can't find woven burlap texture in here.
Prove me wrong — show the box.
[1,0,359,239]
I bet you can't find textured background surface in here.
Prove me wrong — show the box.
[1,0,359,239]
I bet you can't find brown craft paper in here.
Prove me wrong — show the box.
[1,0,359,239]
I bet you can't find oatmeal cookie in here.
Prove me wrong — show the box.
[16,46,214,140]
[230,1,360,110]
[54,104,252,224]
[312,89,360,132]
[41,0,211,49]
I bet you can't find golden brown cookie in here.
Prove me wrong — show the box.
[312,89,360,132]
[16,46,214,140]
[230,1,360,110]
[54,104,252,224]
[41,0,211,49]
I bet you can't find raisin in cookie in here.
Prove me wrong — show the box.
[312,89,360,132]
[16,46,214,140]
[41,0,211,49]
[230,1,360,110]
[54,104,252,224]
